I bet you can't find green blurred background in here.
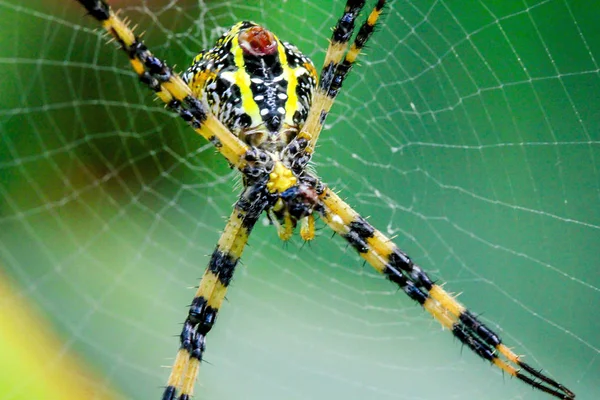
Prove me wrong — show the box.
[1,0,598,399]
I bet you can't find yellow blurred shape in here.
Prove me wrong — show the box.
[0,269,123,400]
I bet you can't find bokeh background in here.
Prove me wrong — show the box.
[1,1,598,399]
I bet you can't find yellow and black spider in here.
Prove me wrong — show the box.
[75,1,575,399]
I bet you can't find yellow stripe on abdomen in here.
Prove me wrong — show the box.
[221,34,261,126]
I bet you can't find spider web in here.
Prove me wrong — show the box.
[0,1,598,399]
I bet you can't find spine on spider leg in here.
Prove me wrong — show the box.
[163,185,269,400]
[317,187,575,400]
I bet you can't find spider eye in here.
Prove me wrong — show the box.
[239,26,278,56]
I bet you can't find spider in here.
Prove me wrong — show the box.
[75,1,575,399]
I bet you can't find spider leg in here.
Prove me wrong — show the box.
[316,186,575,400]
[75,0,249,169]
[288,0,386,159]
[162,185,268,400]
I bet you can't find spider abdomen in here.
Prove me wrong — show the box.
[183,21,317,149]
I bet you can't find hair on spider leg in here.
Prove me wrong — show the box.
[201,358,214,367]
[299,235,314,250]
[280,238,291,250]
[232,172,244,192]
[222,293,232,304]
[313,220,328,232]
[299,237,309,249]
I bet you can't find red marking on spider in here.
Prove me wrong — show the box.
[239,26,278,56]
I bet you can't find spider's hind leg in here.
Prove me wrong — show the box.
[316,186,575,400]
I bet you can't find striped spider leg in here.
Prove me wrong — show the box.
[285,0,386,170]
[76,0,250,169]
[164,182,271,400]
[73,0,575,399]
[316,185,576,400]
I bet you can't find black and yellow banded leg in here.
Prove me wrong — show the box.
[75,0,249,169]
[317,186,575,400]
[293,0,386,157]
[163,188,268,400]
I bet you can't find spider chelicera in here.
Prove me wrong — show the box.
[75,0,575,399]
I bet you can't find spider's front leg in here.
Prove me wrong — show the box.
[316,186,575,400]
[76,0,250,169]
[163,184,269,400]
[287,0,386,165]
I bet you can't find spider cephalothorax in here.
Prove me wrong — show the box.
[75,0,575,399]
[185,20,322,240]
[241,146,321,241]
